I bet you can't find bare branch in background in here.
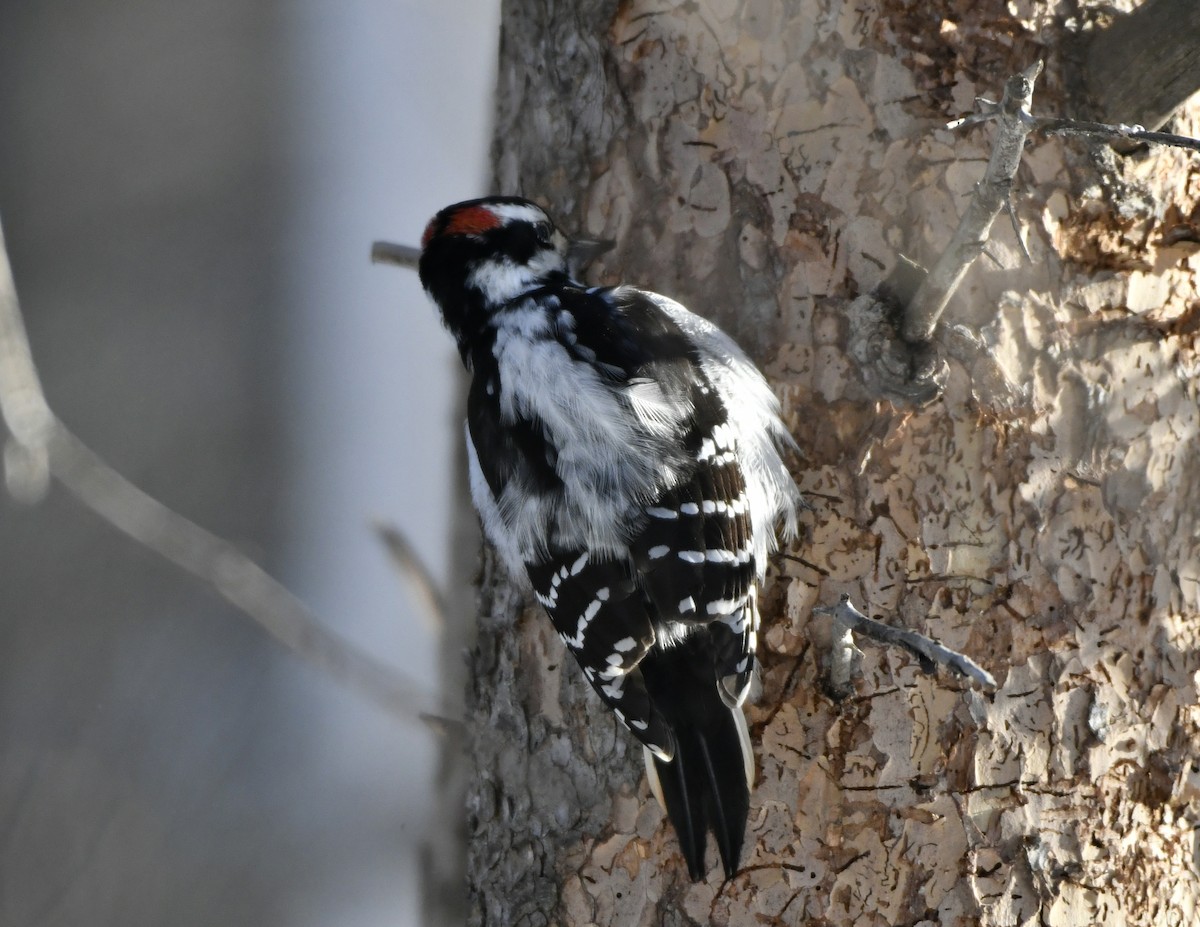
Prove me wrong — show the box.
[376,521,449,633]
[0,217,430,726]
[371,240,422,269]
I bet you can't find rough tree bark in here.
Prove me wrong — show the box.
[1081,0,1200,131]
[464,2,1200,925]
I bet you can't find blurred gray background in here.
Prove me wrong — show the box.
[0,1,498,924]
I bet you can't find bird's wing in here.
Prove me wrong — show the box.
[524,549,675,760]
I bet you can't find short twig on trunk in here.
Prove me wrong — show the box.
[814,594,997,691]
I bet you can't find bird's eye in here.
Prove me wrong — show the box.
[534,223,553,247]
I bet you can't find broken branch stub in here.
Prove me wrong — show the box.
[813,594,998,694]
[846,255,947,407]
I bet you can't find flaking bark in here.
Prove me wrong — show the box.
[467,1,1200,924]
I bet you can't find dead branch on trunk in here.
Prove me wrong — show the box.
[902,62,1043,345]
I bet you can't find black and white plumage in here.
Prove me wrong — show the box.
[419,196,801,881]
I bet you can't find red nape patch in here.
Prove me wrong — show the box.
[444,206,503,239]
[422,205,503,250]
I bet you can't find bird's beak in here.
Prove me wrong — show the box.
[566,236,615,277]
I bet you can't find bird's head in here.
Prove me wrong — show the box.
[418,197,611,344]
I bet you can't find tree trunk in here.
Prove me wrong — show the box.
[1082,0,1200,131]
[466,2,1200,924]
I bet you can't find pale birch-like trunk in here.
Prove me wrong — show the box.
[464,2,1200,924]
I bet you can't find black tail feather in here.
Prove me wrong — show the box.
[642,633,752,881]
[652,740,708,880]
